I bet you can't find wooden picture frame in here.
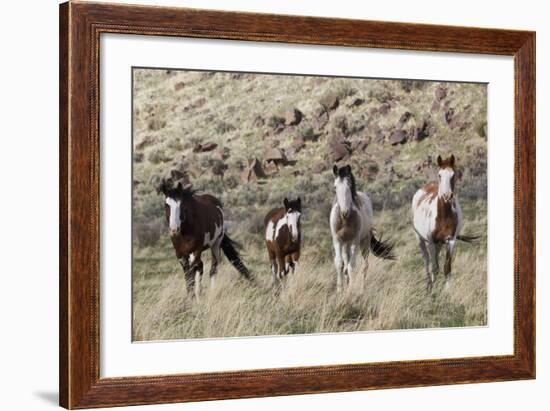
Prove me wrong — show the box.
[59,1,535,408]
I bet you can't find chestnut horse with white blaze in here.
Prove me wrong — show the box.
[264,198,302,284]
[412,155,479,292]
[159,181,252,299]
[330,165,395,292]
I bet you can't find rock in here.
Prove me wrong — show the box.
[252,115,265,128]
[174,82,185,91]
[413,117,431,141]
[240,158,266,182]
[284,108,303,126]
[136,135,155,150]
[265,148,288,167]
[193,142,218,153]
[351,139,369,153]
[444,108,455,125]
[193,97,207,109]
[348,98,365,108]
[211,160,228,177]
[397,111,412,128]
[313,108,330,131]
[378,103,391,116]
[435,86,447,101]
[311,162,328,174]
[291,136,305,153]
[319,93,340,111]
[389,130,407,145]
[216,147,230,160]
[328,139,352,162]
[147,116,166,131]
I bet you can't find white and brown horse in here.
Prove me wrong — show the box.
[159,181,252,298]
[412,155,478,292]
[330,165,395,292]
[264,198,302,284]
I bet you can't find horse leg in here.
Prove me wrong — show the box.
[341,243,351,289]
[427,241,439,289]
[276,254,287,280]
[291,251,300,274]
[268,248,278,286]
[444,239,456,288]
[180,256,196,297]
[417,237,431,293]
[194,258,203,300]
[347,242,358,289]
[285,255,295,275]
[361,242,370,294]
[210,239,222,290]
[333,239,344,292]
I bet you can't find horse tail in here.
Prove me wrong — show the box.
[369,231,396,260]
[221,234,253,281]
[457,234,481,244]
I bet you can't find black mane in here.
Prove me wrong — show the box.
[334,165,357,202]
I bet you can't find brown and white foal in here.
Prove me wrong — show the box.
[160,181,251,299]
[412,155,475,292]
[264,198,302,284]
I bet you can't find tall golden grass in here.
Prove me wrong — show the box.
[133,202,487,341]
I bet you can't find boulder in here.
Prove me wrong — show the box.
[319,93,340,111]
[348,97,365,108]
[378,102,391,116]
[397,111,412,128]
[284,108,303,126]
[193,142,218,153]
[265,147,288,167]
[328,139,352,162]
[240,158,267,182]
[435,86,447,101]
[389,130,407,145]
[174,82,185,91]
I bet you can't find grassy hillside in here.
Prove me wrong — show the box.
[132,68,487,341]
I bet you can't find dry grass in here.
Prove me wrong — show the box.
[133,202,487,341]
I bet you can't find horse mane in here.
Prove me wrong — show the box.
[337,166,357,202]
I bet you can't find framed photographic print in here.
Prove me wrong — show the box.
[59,1,535,409]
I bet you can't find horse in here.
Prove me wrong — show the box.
[412,154,479,292]
[330,165,395,292]
[159,181,252,299]
[264,198,302,284]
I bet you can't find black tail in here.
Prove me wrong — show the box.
[457,234,481,244]
[221,234,253,281]
[370,231,396,260]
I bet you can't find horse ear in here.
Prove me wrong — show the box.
[450,154,456,167]
[437,155,443,167]
[345,164,352,173]
[457,168,463,180]
[284,198,290,209]
[332,165,338,176]
[157,180,167,195]
[176,182,183,193]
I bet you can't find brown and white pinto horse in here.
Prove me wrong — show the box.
[264,198,302,284]
[412,155,478,292]
[330,165,395,292]
[159,181,252,299]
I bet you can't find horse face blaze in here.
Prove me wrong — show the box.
[438,168,455,202]
[286,211,301,242]
[335,177,352,216]
[165,197,182,236]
